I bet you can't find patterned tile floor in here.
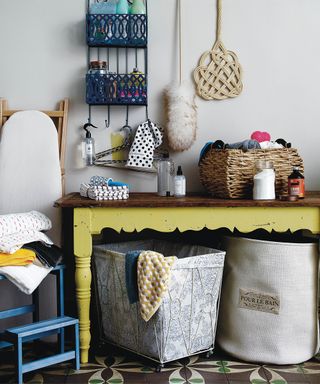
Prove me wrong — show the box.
[1,345,320,384]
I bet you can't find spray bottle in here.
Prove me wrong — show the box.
[82,123,98,166]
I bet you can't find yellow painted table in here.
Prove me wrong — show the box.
[55,191,320,363]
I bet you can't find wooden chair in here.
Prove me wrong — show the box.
[0,99,80,384]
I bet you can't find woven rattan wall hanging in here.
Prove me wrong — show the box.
[194,0,243,100]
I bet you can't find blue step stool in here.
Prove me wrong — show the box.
[0,265,80,384]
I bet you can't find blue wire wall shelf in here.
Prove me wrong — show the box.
[87,14,147,47]
[86,73,147,105]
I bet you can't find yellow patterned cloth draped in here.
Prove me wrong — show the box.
[137,250,177,321]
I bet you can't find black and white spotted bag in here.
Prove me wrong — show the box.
[126,120,163,170]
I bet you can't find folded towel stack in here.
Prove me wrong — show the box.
[80,183,129,200]
[80,176,129,200]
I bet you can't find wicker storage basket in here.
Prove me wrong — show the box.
[199,148,303,199]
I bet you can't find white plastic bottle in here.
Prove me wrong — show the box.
[174,165,186,197]
[253,160,275,200]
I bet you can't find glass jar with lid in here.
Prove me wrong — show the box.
[253,160,275,200]
[88,61,108,102]
[88,60,107,75]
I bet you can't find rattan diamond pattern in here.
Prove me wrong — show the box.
[194,40,242,100]
[193,0,243,101]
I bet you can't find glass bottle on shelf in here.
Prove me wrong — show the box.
[174,166,186,197]
[129,0,146,14]
[129,67,145,101]
[116,0,129,14]
[157,154,174,197]
[129,0,145,42]
[288,166,305,198]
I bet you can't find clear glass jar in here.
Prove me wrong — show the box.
[253,160,275,200]
[157,155,174,196]
[88,60,107,75]
[88,61,108,101]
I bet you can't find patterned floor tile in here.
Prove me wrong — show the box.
[296,358,320,383]
[4,345,320,384]
[64,353,186,384]
[263,363,309,383]
[221,359,268,383]
[182,355,229,384]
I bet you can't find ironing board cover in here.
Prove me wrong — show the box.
[0,111,62,245]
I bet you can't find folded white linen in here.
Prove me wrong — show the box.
[0,211,51,237]
[0,230,53,254]
[0,258,53,294]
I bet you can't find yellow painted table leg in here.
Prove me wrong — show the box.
[74,208,92,364]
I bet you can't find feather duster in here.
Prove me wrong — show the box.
[164,81,197,152]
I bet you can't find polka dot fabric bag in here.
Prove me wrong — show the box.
[126,120,163,170]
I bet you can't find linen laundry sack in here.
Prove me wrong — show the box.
[217,236,319,364]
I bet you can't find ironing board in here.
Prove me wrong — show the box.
[0,99,69,243]
[0,98,69,195]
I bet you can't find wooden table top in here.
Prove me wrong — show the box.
[55,192,320,208]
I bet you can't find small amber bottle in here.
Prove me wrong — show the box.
[288,167,305,199]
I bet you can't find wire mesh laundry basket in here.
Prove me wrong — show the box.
[93,240,225,366]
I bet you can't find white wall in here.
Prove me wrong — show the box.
[1,0,320,192]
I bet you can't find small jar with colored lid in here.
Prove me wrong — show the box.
[288,166,305,198]
[88,60,107,75]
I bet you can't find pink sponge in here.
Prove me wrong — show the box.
[251,131,271,143]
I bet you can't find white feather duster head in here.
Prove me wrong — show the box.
[164,81,197,152]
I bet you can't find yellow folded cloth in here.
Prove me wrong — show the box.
[137,250,176,322]
[0,248,36,266]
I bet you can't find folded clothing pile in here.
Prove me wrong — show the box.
[80,175,129,201]
[0,211,62,294]
[0,248,36,267]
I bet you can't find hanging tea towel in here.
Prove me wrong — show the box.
[126,120,163,170]
[137,250,177,321]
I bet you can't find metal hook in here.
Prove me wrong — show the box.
[125,105,129,126]
[121,109,132,138]
[120,124,132,138]
[105,106,111,128]
[88,105,92,124]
